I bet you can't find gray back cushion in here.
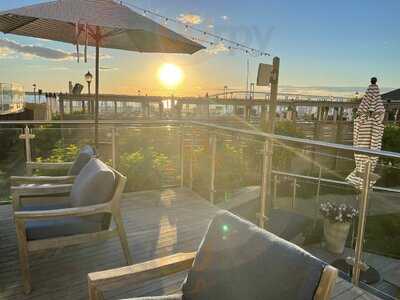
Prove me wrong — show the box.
[182,211,325,300]
[70,158,115,208]
[67,145,96,176]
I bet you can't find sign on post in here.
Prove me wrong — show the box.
[257,63,273,86]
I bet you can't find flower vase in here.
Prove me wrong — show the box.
[323,220,351,254]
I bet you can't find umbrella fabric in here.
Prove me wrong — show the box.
[0,0,204,146]
[346,83,385,190]
[0,0,204,54]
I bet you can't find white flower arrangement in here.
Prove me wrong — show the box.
[320,202,358,223]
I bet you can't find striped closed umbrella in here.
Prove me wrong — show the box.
[0,0,204,145]
[346,81,385,190]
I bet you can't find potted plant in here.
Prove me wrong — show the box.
[320,202,358,254]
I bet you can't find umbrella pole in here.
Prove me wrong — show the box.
[94,40,100,149]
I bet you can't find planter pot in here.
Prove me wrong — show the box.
[323,220,351,254]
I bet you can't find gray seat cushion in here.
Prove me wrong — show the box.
[70,158,115,208]
[22,204,102,241]
[182,211,325,300]
[67,145,96,176]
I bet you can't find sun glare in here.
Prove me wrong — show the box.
[158,64,183,88]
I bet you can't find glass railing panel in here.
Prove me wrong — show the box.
[360,160,400,299]
[212,131,264,224]
[268,139,364,277]
[0,127,25,204]
[189,126,212,200]
[30,126,112,175]
[116,126,181,192]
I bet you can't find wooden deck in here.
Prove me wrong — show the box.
[0,188,384,299]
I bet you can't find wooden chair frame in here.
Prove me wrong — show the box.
[12,166,133,295]
[11,162,75,186]
[87,252,338,300]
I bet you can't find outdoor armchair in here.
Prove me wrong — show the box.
[10,145,96,186]
[88,211,338,300]
[12,158,132,295]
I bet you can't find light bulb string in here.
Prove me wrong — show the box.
[122,1,272,57]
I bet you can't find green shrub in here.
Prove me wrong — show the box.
[118,147,170,192]
[35,142,79,176]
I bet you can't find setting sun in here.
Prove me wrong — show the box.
[158,64,183,88]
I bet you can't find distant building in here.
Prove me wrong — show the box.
[0,83,24,115]
[382,89,400,102]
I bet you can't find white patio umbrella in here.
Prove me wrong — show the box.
[346,79,385,189]
[0,0,204,146]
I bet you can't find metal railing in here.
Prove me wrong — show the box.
[1,119,400,296]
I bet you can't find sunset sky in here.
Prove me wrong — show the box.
[0,0,399,96]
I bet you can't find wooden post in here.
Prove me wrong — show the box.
[59,97,64,120]
[266,57,280,133]
[352,161,372,286]
[259,56,280,228]
[114,101,118,118]
[69,99,73,115]
[209,134,217,204]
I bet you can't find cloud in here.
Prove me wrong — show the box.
[205,42,229,55]
[0,38,77,60]
[0,38,111,61]
[0,47,13,58]
[279,85,395,97]
[221,15,229,21]
[177,14,203,25]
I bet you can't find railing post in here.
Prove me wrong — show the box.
[189,130,194,190]
[315,166,322,219]
[180,125,185,188]
[111,127,117,169]
[20,126,34,176]
[292,178,297,209]
[209,133,217,204]
[352,160,372,286]
[273,175,278,208]
[258,140,273,229]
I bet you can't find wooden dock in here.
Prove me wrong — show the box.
[0,188,385,299]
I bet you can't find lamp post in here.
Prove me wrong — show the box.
[85,71,93,116]
[32,84,37,104]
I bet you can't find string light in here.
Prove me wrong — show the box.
[123,1,272,57]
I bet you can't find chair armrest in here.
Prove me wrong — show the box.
[11,184,73,197]
[11,184,73,211]
[11,176,76,186]
[314,265,338,300]
[27,162,73,171]
[87,252,196,300]
[14,203,112,220]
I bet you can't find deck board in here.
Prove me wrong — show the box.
[0,188,382,299]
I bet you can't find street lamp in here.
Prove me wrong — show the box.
[32,83,37,104]
[85,71,93,115]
